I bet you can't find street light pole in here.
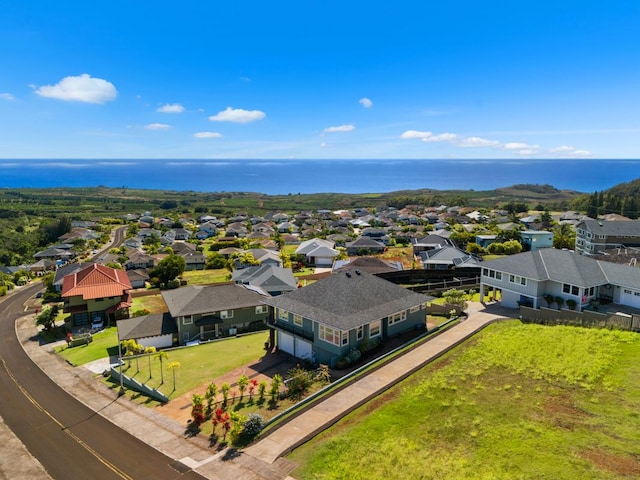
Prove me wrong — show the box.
[117,339,125,397]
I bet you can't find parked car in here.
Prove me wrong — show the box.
[91,318,104,331]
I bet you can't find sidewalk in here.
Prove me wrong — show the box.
[16,302,513,479]
[243,302,512,465]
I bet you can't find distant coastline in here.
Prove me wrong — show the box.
[1,159,639,195]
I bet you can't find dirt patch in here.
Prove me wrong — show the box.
[581,448,640,477]
[543,393,591,430]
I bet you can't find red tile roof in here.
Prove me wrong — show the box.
[62,264,132,300]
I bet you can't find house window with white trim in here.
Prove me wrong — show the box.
[255,305,268,314]
[356,325,364,340]
[278,308,289,321]
[509,275,526,286]
[182,315,193,325]
[410,305,420,313]
[342,331,348,346]
[319,324,340,346]
[221,310,233,319]
[369,319,381,338]
[293,314,303,326]
[388,311,407,326]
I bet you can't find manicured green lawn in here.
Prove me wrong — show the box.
[55,327,119,366]
[289,321,640,480]
[107,332,270,403]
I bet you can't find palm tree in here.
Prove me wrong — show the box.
[168,361,180,392]
[553,223,576,250]
[155,351,168,384]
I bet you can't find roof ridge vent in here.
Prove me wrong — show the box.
[345,272,352,278]
[355,270,361,275]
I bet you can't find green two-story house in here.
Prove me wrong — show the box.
[262,269,432,367]
[162,283,269,345]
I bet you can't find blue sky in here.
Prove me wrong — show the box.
[1,1,639,159]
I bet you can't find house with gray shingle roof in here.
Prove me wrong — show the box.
[262,269,432,367]
[117,313,177,349]
[575,219,640,255]
[232,264,297,296]
[162,283,269,344]
[481,248,640,311]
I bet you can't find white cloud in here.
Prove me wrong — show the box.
[456,136,500,148]
[144,123,171,130]
[240,76,251,82]
[208,106,266,123]
[567,149,592,157]
[157,103,185,113]
[423,133,457,142]
[320,142,329,148]
[193,131,222,139]
[359,97,373,108]
[549,145,575,153]
[0,93,15,101]
[517,149,539,155]
[324,124,355,133]
[34,73,117,104]
[400,130,432,140]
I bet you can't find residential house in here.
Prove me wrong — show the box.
[117,313,178,349]
[124,251,156,270]
[420,246,482,271]
[34,245,75,262]
[263,269,432,367]
[61,264,132,330]
[333,256,403,274]
[411,234,454,256]
[162,284,269,344]
[575,219,640,255]
[126,269,149,289]
[232,264,298,296]
[295,238,339,267]
[475,234,497,249]
[520,230,554,252]
[480,248,640,311]
[345,236,386,256]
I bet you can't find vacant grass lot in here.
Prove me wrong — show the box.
[181,268,230,285]
[289,321,640,480]
[130,294,168,314]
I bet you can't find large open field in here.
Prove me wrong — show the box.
[288,321,640,480]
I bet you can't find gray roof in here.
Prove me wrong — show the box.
[420,246,482,267]
[162,283,265,317]
[232,265,297,294]
[333,257,402,274]
[263,269,432,331]
[346,236,385,248]
[576,219,640,236]
[117,313,177,341]
[484,248,640,289]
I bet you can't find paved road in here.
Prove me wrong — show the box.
[0,284,208,480]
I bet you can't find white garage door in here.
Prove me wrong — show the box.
[294,337,313,360]
[138,334,173,350]
[278,331,295,356]
[621,288,640,309]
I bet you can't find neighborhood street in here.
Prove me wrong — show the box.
[0,284,209,480]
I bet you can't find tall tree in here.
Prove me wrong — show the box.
[150,253,186,286]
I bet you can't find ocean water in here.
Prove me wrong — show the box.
[1,159,639,195]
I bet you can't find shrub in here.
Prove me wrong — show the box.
[347,349,361,363]
[241,413,265,440]
[286,366,313,400]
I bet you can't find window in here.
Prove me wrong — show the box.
[319,324,340,345]
[255,305,268,314]
[410,305,420,313]
[487,270,502,280]
[369,319,381,337]
[342,331,348,346]
[388,311,407,326]
[278,308,289,321]
[356,325,364,340]
[563,283,570,294]
[293,314,303,326]
[95,298,104,302]
[182,315,193,325]
[509,275,526,286]
[221,310,233,319]
[563,284,579,296]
